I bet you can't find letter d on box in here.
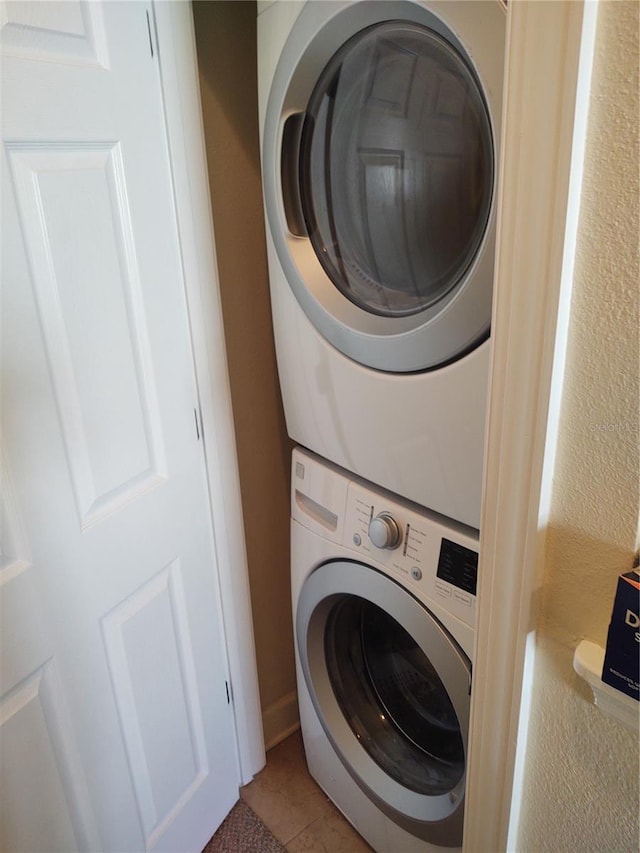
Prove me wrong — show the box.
[602,570,640,700]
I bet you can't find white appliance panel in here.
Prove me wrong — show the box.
[274,233,489,527]
[259,0,505,528]
[290,449,478,852]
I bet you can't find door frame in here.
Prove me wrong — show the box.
[149,0,600,831]
[152,2,264,784]
[464,1,598,850]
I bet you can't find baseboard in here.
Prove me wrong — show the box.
[262,690,300,751]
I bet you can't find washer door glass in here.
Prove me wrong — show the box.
[300,21,493,318]
[325,596,465,796]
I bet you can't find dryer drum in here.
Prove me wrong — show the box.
[297,21,494,320]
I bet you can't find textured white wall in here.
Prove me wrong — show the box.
[517,2,639,850]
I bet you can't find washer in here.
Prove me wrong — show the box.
[291,448,478,852]
[259,0,506,528]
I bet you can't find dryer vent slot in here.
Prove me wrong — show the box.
[295,490,338,531]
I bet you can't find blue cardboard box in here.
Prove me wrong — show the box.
[602,570,640,700]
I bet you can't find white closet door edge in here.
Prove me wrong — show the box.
[152,0,265,784]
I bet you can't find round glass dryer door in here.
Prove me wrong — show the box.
[296,560,470,845]
[264,0,505,372]
[301,22,492,321]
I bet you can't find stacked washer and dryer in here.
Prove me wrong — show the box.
[257,2,505,850]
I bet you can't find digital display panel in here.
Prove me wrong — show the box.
[436,538,478,596]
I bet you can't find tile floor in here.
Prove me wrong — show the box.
[240,729,373,852]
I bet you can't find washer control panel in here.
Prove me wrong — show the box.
[344,481,478,628]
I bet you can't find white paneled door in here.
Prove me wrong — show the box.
[0,2,239,851]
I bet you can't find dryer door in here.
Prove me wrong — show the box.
[263,0,505,372]
[296,560,470,846]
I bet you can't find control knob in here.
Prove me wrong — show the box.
[368,512,402,550]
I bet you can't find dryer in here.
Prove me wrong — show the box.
[258,1,506,528]
[291,448,478,852]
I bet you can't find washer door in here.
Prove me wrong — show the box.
[263,0,505,372]
[296,560,470,846]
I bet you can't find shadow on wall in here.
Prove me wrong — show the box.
[541,524,638,654]
[192,0,296,747]
[194,2,261,168]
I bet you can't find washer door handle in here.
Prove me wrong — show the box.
[281,112,306,237]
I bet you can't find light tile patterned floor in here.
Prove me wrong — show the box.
[241,730,373,852]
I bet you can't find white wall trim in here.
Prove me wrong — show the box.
[151,1,265,785]
[262,690,300,752]
[463,2,596,850]
[506,4,599,847]
[537,1,599,534]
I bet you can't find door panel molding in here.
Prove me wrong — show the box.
[0,661,100,852]
[102,562,209,845]
[0,0,109,68]
[6,141,167,527]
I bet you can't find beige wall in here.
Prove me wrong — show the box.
[192,1,297,750]
[517,2,639,849]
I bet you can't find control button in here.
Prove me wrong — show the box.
[295,461,305,480]
[368,512,402,550]
[353,533,362,546]
[410,566,423,581]
[454,589,472,606]
[435,580,452,598]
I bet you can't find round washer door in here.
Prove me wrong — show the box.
[263,0,505,372]
[296,560,470,846]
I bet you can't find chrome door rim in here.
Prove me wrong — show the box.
[263,0,505,372]
[296,559,471,843]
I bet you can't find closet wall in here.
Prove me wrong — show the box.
[192,0,297,750]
